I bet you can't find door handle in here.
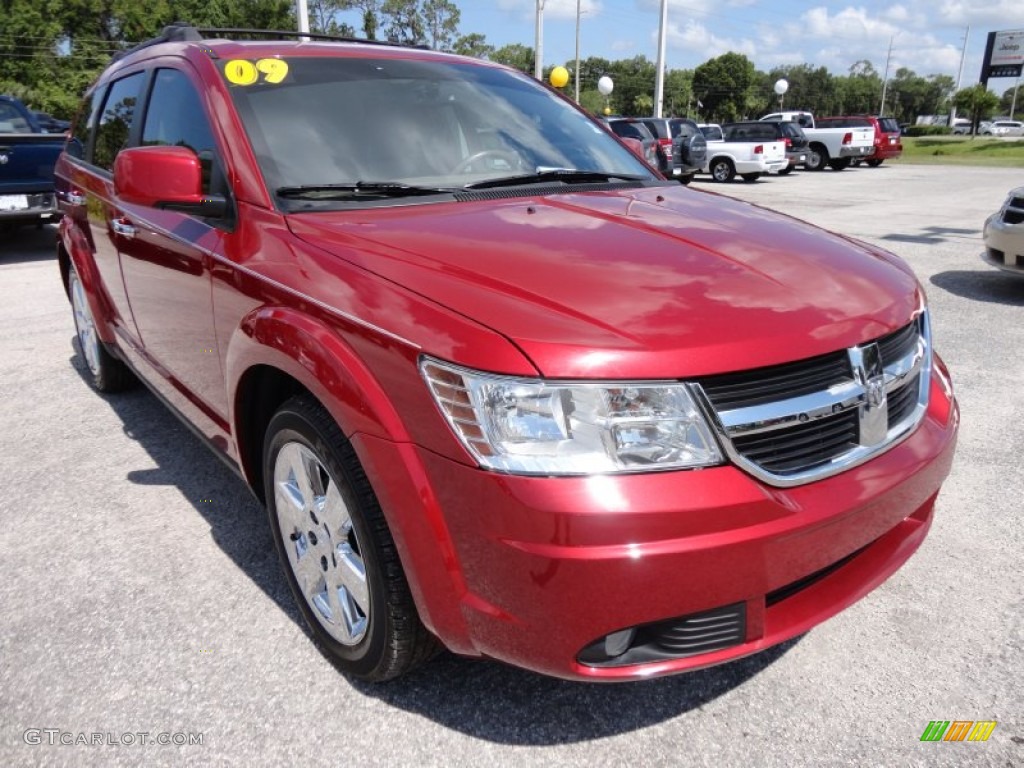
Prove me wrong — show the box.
[112,218,136,238]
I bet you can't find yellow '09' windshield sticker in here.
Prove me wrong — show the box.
[222,58,289,86]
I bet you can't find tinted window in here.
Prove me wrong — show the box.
[878,118,899,133]
[66,91,100,160]
[670,120,697,138]
[611,121,646,141]
[142,69,218,193]
[93,72,145,171]
[0,101,32,133]
[700,125,724,141]
[639,119,668,139]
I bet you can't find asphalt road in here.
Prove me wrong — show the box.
[1,164,1022,767]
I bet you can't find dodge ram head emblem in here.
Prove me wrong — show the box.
[850,343,888,446]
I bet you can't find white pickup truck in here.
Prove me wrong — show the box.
[760,111,874,171]
[697,123,787,183]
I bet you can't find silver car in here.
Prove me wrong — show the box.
[983,187,1024,276]
[980,120,1024,137]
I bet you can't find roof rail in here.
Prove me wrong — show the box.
[111,21,428,62]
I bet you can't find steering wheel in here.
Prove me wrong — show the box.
[451,150,521,174]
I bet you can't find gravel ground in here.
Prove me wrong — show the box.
[0,164,1021,767]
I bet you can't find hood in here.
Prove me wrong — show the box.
[287,186,922,379]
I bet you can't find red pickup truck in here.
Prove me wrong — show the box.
[815,115,903,166]
[55,24,957,682]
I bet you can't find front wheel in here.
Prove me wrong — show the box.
[710,158,735,183]
[68,265,135,393]
[866,159,883,167]
[805,145,828,171]
[264,396,439,681]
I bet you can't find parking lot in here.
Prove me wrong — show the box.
[1,164,1021,767]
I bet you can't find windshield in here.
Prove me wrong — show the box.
[220,55,654,200]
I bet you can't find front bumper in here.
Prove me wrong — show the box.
[357,354,958,681]
[983,212,1024,275]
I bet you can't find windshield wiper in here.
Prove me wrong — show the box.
[464,169,648,190]
[276,182,458,200]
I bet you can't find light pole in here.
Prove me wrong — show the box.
[534,0,546,80]
[654,0,668,117]
[574,0,581,103]
[296,0,309,38]
[950,25,969,127]
[880,35,894,115]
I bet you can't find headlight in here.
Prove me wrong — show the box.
[420,358,723,475]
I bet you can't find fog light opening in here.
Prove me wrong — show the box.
[604,628,637,658]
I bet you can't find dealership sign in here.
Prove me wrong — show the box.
[982,29,1024,80]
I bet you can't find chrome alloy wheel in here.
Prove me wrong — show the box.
[273,442,370,645]
[69,270,101,376]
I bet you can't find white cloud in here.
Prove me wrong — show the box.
[665,19,757,61]
[498,0,602,21]
[936,1,1024,27]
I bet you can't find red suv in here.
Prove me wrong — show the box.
[816,115,903,166]
[55,25,957,682]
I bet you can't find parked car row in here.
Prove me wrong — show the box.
[603,111,902,184]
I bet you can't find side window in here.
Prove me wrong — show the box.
[93,72,145,171]
[66,91,100,160]
[141,69,218,194]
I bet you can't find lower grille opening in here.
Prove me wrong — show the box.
[578,602,746,668]
[766,544,869,607]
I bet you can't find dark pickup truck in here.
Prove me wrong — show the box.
[0,95,64,227]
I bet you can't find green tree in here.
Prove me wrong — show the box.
[663,69,693,117]
[381,0,424,45]
[421,0,459,51]
[491,43,534,74]
[765,64,837,115]
[339,0,383,39]
[693,53,757,121]
[452,33,493,59]
[953,84,1000,135]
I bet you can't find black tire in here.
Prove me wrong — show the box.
[805,144,828,171]
[709,158,735,183]
[777,167,793,176]
[678,174,692,185]
[828,158,852,171]
[866,159,883,167]
[68,265,136,393]
[741,173,762,183]
[264,396,439,682]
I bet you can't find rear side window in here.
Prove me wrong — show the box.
[639,120,668,140]
[878,118,899,133]
[142,69,218,193]
[611,121,646,141]
[93,72,145,171]
[0,102,32,133]
[66,91,100,160]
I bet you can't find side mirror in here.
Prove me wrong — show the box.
[114,146,227,218]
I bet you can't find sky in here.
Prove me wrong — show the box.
[343,1,1024,91]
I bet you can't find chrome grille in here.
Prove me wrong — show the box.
[731,409,858,474]
[696,314,931,487]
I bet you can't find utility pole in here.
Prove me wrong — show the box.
[654,0,668,117]
[1012,72,1021,120]
[575,0,581,103]
[951,25,969,126]
[296,0,309,38]
[879,35,893,115]
[534,0,545,80]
